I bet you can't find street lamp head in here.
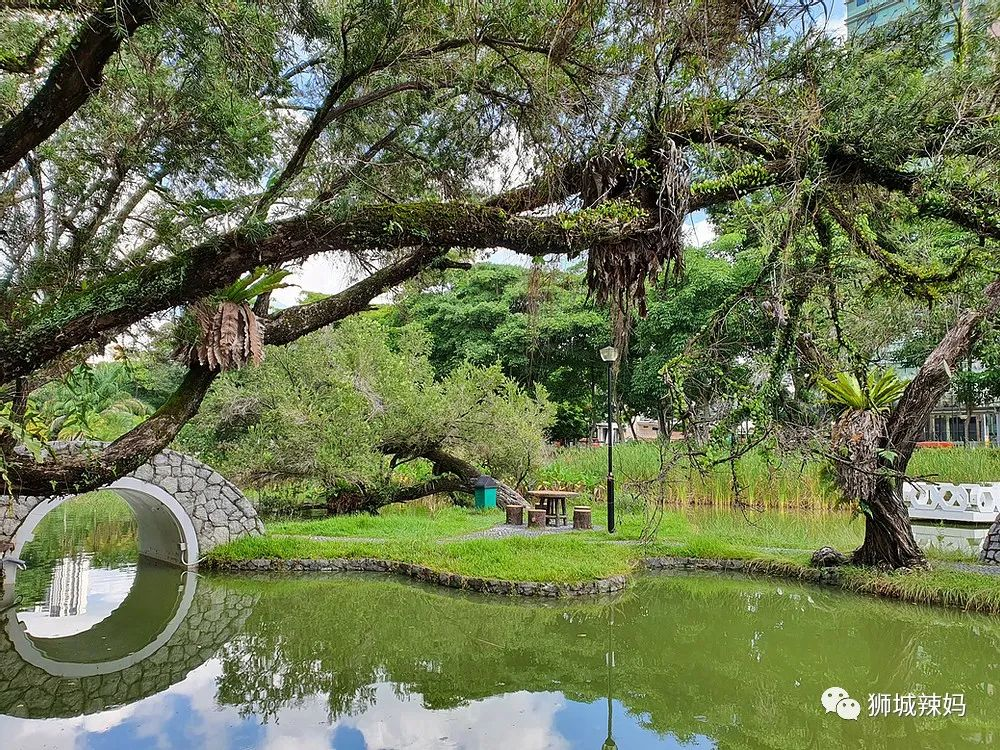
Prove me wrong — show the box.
[599,345,619,363]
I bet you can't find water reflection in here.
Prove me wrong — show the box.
[0,564,255,718]
[18,554,135,637]
[1,570,1000,748]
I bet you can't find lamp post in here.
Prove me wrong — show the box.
[602,606,617,750]
[599,345,618,533]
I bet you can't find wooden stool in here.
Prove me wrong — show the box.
[573,506,592,530]
[506,504,524,525]
[527,508,547,528]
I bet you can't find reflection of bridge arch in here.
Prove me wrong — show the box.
[1,446,263,601]
[0,568,257,719]
[7,563,197,678]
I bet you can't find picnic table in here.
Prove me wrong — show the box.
[527,489,580,527]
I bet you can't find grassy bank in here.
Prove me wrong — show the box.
[206,501,1000,613]
[210,532,635,582]
[267,503,501,538]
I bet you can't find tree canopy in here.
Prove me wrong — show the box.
[179,318,552,510]
[4,0,1000,567]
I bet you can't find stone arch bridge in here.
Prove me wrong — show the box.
[1,447,263,602]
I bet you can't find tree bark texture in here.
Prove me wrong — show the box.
[0,1,158,172]
[0,204,641,385]
[852,278,1000,567]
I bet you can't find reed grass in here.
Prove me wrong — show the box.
[540,443,1000,510]
[540,442,839,509]
[908,446,1000,484]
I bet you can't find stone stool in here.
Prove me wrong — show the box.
[506,504,524,525]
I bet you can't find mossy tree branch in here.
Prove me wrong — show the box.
[0,0,160,172]
[3,245,460,495]
[0,201,645,385]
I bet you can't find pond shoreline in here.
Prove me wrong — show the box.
[205,556,631,596]
[206,553,1000,613]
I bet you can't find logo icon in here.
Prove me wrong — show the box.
[822,687,860,720]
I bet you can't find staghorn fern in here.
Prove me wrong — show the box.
[818,369,908,504]
[174,268,289,372]
[818,369,908,414]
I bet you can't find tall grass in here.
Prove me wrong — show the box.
[909,446,1000,484]
[539,442,1000,510]
[539,442,839,510]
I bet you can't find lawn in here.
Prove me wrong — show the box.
[210,532,634,583]
[209,500,1000,614]
[268,503,502,539]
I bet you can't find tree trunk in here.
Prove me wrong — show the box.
[0,1,159,173]
[0,204,638,386]
[851,475,926,568]
[421,446,529,507]
[850,276,1000,569]
[1,255,452,495]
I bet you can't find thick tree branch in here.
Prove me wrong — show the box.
[0,0,158,172]
[418,445,527,507]
[0,201,644,384]
[888,277,1000,458]
[4,365,217,495]
[4,244,451,495]
[391,477,471,504]
[265,246,448,345]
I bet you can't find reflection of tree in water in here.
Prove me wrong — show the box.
[213,573,1000,749]
[14,492,137,609]
[0,574,256,719]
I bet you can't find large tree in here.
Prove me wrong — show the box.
[3,1,1000,573]
[1,0,822,496]
[179,318,553,511]
[660,16,1000,568]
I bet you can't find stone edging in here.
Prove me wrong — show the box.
[208,554,1000,613]
[206,555,839,597]
[206,557,629,597]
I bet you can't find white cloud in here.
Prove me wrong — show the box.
[270,253,355,308]
[340,686,569,750]
[684,215,717,247]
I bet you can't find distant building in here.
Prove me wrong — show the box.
[845,0,993,51]
[34,555,90,618]
[915,388,1000,444]
[592,416,670,444]
[895,364,1000,445]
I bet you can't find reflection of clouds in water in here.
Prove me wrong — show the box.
[0,660,251,750]
[0,699,141,750]
[2,669,577,749]
[18,564,137,638]
[337,686,569,750]
[248,685,571,750]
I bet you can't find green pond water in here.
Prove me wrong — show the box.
[2,506,1000,749]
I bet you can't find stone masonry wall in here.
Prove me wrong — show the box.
[1,447,263,561]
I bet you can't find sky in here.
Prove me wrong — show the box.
[0,663,712,750]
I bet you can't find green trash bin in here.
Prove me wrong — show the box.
[474,475,498,508]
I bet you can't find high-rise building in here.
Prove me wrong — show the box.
[36,554,90,618]
[845,0,992,50]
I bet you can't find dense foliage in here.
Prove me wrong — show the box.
[179,318,553,510]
